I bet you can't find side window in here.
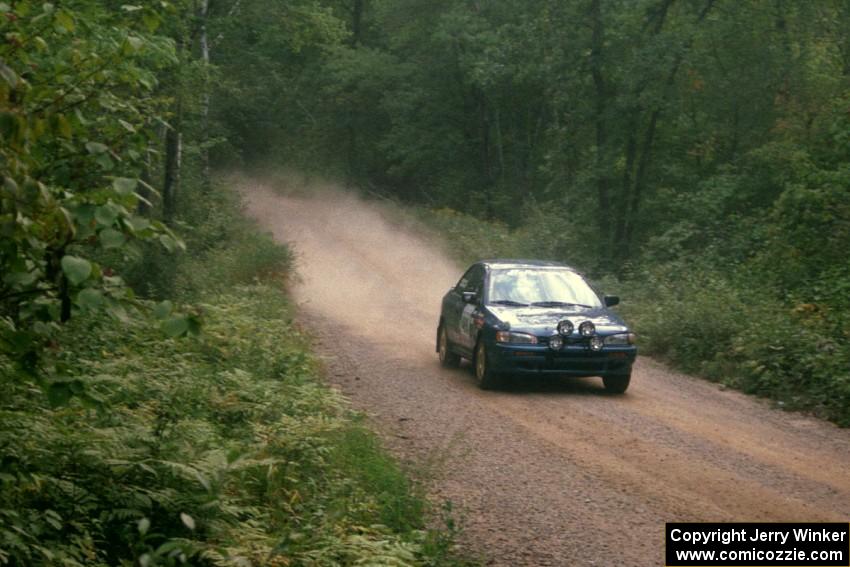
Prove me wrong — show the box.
[466,266,485,295]
[455,267,476,292]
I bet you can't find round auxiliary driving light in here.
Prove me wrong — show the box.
[579,321,596,337]
[557,319,574,337]
[549,336,564,350]
[589,336,604,351]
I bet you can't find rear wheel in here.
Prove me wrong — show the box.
[474,340,504,390]
[438,325,461,368]
[603,373,631,394]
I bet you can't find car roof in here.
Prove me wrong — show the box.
[477,259,577,271]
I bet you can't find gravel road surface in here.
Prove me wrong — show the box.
[243,182,850,566]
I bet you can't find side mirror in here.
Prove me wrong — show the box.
[462,291,478,304]
[604,295,620,307]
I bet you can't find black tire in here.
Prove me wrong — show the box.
[602,373,631,394]
[474,340,504,390]
[438,325,461,368]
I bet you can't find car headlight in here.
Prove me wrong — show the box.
[549,335,563,350]
[557,319,574,337]
[589,336,604,351]
[603,333,636,345]
[496,331,538,344]
[579,321,596,337]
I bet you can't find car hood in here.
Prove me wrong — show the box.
[486,305,629,335]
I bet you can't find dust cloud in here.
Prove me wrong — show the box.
[240,178,462,357]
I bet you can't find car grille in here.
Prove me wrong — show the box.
[537,335,587,347]
[515,353,629,374]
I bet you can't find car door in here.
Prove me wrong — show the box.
[443,268,472,344]
[458,265,485,350]
[444,266,474,345]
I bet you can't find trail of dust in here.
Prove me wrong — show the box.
[242,179,850,567]
[243,183,458,354]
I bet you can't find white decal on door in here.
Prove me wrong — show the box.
[460,304,476,346]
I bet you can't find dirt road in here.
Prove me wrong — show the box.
[243,181,850,566]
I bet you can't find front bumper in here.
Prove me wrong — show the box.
[489,342,636,376]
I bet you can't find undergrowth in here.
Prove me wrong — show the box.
[0,182,475,565]
[619,260,850,426]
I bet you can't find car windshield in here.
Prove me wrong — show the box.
[487,268,602,308]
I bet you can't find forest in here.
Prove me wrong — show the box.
[212,0,849,420]
[1,0,849,564]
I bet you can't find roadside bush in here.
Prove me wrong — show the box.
[621,260,850,424]
[124,183,292,301]
[728,304,850,425]
[619,262,750,378]
[1,177,474,565]
[756,171,850,295]
[0,283,465,565]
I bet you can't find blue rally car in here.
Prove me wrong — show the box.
[436,260,637,392]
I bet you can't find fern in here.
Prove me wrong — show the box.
[0,283,474,565]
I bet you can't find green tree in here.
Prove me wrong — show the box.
[0,1,184,386]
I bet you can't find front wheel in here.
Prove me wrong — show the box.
[602,373,631,394]
[438,325,461,368]
[474,340,504,390]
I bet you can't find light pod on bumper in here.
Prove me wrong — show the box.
[557,320,574,337]
[549,336,564,350]
[579,321,596,337]
[589,336,604,351]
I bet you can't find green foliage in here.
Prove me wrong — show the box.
[414,207,520,265]
[0,279,473,565]
[728,305,850,424]
[759,171,850,295]
[623,264,850,425]
[413,204,600,274]
[208,0,348,168]
[0,0,479,564]
[211,0,850,275]
[618,260,752,375]
[325,426,425,532]
[124,181,292,301]
[0,0,182,384]
[1,143,472,564]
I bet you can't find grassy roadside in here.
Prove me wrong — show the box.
[0,182,475,565]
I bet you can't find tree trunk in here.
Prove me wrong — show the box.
[198,0,211,192]
[612,0,673,257]
[137,147,154,215]
[352,0,364,46]
[494,105,505,184]
[344,0,364,186]
[614,121,637,250]
[617,0,716,259]
[163,97,182,224]
[621,108,659,254]
[589,0,612,261]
